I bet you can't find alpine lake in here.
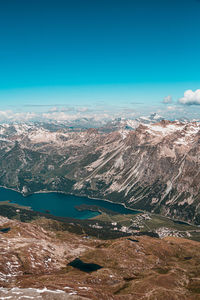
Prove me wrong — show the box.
[0,187,139,219]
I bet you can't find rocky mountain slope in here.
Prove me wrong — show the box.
[0,118,199,223]
[1,215,200,299]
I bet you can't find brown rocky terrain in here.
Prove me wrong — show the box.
[1,215,200,299]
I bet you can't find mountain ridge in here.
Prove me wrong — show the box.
[0,117,199,224]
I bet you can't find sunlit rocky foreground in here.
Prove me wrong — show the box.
[1,215,200,299]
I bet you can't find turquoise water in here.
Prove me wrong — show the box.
[0,187,139,219]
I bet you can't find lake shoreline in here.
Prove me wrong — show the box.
[0,185,142,215]
[0,184,194,226]
[0,185,140,219]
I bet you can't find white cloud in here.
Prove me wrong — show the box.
[162,95,172,104]
[0,110,37,122]
[48,106,89,113]
[49,106,58,112]
[0,107,112,123]
[179,89,200,105]
[42,111,76,121]
[167,106,176,111]
[41,111,112,122]
[76,107,89,112]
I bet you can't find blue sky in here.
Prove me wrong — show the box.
[0,0,200,121]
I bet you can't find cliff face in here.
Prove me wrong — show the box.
[0,120,199,223]
[73,121,200,224]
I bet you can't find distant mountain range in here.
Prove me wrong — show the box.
[0,114,199,224]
